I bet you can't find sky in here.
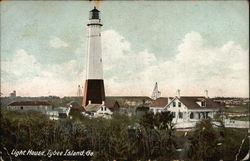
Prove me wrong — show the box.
[1,0,249,97]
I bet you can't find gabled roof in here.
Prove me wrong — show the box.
[105,100,119,111]
[105,100,117,108]
[150,97,170,108]
[8,101,52,106]
[84,100,119,113]
[168,96,221,109]
[84,104,103,112]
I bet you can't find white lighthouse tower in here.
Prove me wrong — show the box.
[83,7,105,107]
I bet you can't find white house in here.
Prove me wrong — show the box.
[7,101,53,114]
[164,91,221,123]
[84,103,113,118]
[149,97,173,114]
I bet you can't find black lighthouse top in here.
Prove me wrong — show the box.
[89,6,100,20]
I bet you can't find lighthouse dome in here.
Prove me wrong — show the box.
[89,6,100,19]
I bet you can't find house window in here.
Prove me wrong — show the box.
[179,112,183,119]
[201,101,206,107]
[104,107,107,111]
[173,102,176,107]
[171,112,176,118]
[205,112,209,119]
[101,107,103,111]
[190,112,194,119]
[20,106,23,110]
[178,102,181,107]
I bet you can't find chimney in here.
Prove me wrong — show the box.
[177,89,180,98]
[88,100,91,104]
[102,101,105,105]
[205,90,208,98]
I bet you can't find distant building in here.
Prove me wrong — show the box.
[9,90,16,97]
[57,107,71,119]
[123,96,152,107]
[7,101,53,114]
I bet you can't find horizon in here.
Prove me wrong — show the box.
[1,94,249,99]
[1,1,249,98]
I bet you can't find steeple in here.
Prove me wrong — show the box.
[151,82,161,100]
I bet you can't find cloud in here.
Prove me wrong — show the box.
[49,37,69,48]
[1,49,42,76]
[102,30,248,97]
[1,49,84,97]
[1,30,248,97]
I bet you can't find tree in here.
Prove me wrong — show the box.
[139,111,176,160]
[187,120,221,161]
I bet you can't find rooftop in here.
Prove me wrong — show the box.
[177,96,221,109]
[8,101,52,106]
[150,97,171,108]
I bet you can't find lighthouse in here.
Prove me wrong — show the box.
[82,7,105,107]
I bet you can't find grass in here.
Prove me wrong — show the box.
[230,116,249,121]
[224,106,249,113]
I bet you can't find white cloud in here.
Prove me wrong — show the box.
[1,49,42,76]
[102,30,249,97]
[1,31,248,97]
[49,37,69,48]
[1,49,84,97]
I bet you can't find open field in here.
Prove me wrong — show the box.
[225,106,249,113]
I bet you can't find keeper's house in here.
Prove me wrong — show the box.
[164,91,221,123]
[7,101,53,114]
[83,100,119,118]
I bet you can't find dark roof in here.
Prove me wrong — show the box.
[8,101,52,106]
[105,100,119,109]
[177,96,221,109]
[107,96,152,99]
[91,6,100,12]
[150,97,169,108]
